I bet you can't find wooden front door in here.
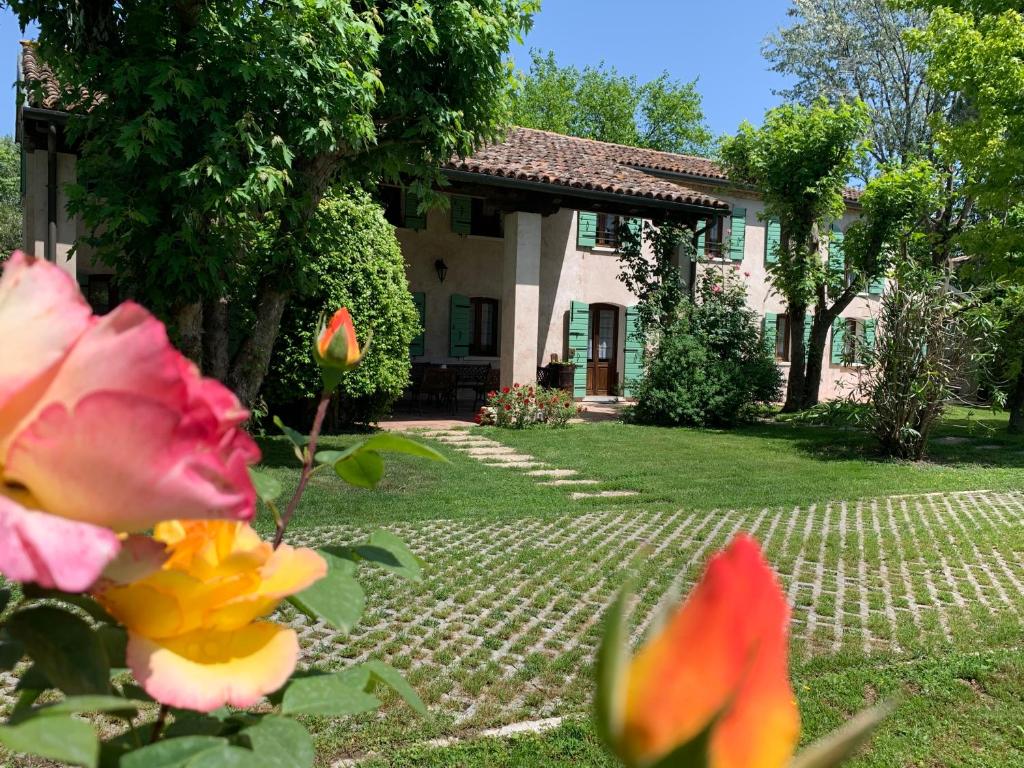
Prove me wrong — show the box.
[586,304,618,396]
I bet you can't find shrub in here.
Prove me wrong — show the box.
[858,271,972,460]
[477,384,580,428]
[630,270,782,427]
[262,189,419,430]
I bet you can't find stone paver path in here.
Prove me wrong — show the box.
[419,428,640,501]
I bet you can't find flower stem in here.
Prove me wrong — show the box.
[149,704,169,743]
[273,388,331,549]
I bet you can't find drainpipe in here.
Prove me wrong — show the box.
[46,122,57,263]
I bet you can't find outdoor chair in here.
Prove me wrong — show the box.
[418,367,457,414]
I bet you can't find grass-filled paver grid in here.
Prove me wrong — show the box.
[276,489,1024,757]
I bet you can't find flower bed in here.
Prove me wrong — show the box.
[475,383,581,428]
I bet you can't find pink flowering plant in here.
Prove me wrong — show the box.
[478,383,581,429]
[0,253,440,767]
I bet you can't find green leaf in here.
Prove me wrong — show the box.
[186,745,266,768]
[281,668,380,716]
[325,530,422,582]
[98,624,128,670]
[7,606,110,695]
[248,467,283,503]
[274,415,309,461]
[17,695,140,722]
[120,736,227,768]
[287,551,365,633]
[0,714,99,768]
[360,433,446,461]
[790,702,895,768]
[594,579,631,750]
[0,587,10,613]
[21,586,117,624]
[238,716,314,768]
[363,659,427,716]
[334,447,385,489]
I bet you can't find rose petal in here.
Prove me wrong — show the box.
[126,623,299,712]
[0,251,92,425]
[5,392,256,531]
[0,492,120,592]
[622,534,799,768]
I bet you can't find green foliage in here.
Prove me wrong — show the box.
[764,0,940,175]
[616,221,692,335]
[263,190,420,427]
[510,50,714,155]
[859,270,974,459]
[630,271,782,427]
[0,137,21,257]
[966,283,1024,431]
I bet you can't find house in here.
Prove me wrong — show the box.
[16,42,879,401]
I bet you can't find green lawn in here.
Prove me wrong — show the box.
[251,410,1024,765]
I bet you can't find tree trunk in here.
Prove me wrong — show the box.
[175,300,204,368]
[801,314,832,410]
[227,283,292,408]
[782,305,807,413]
[1008,368,1024,435]
[203,296,230,382]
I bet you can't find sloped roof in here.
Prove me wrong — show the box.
[19,41,101,111]
[445,127,730,210]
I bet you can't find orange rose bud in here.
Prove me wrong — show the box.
[313,308,369,390]
[619,534,799,768]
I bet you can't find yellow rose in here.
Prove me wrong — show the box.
[94,520,326,712]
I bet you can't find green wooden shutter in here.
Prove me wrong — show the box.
[626,217,643,242]
[831,318,845,364]
[568,301,589,397]
[829,224,845,276]
[729,208,747,262]
[696,227,706,259]
[624,305,644,398]
[868,276,885,295]
[404,190,426,230]
[449,294,470,357]
[577,212,597,248]
[764,312,778,355]
[451,195,472,234]
[765,218,781,264]
[410,292,426,357]
[864,318,876,350]
[803,316,813,350]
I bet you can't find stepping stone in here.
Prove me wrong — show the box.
[462,447,520,456]
[525,468,577,477]
[539,479,600,486]
[570,490,639,500]
[934,436,969,445]
[478,453,535,463]
[482,461,548,469]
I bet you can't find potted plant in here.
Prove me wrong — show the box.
[548,353,577,393]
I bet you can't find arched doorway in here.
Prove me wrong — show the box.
[587,303,619,396]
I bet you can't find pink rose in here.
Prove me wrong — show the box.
[0,252,259,592]
[712,284,723,294]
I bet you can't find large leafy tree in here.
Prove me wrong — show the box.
[0,136,21,257]
[510,50,714,155]
[722,99,936,411]
[9,0,535,406]
[911,0,1024,430]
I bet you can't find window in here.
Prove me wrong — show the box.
[379,185,403,227]
[468,297,499,356]
[595,213,623,248]
[775,314,791,361]
[843,318,861,363]
[704,215,725,259]
[470,198,503,238]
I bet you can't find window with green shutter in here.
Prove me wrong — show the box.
[828,224,845,277]
[864,318,876,350]
[451,195,472,234]
[623,305,644,398]
[831,317,845,364]
[729,208,746,261]
[403,190,426,230]
[568,301,589,397]
[696,228,705,258]
[868,276,885,296]
[449,294,470,357]
[577,212,597,248]
[764,312,777,354]
[410,292,426,357]
[765,218,781,264]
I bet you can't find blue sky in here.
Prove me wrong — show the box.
[0,1,795,140]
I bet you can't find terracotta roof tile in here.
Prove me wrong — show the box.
[445,127,730,210]
[19,41,101,111]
